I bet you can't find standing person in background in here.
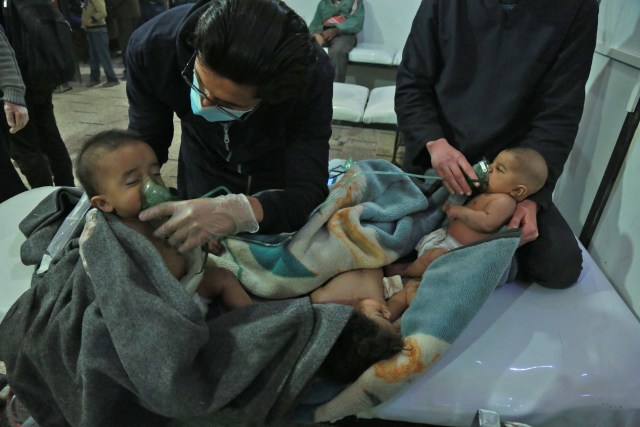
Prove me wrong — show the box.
[8,79,75,188]
[308,0,364,83]
[56,0,84,91]
[106,0,140,79]
[0,25,28,203]
[136,0,166,27]
[82,0,120,87]
[0,7,75,189]
[395,0,598,289]
[127,0,334,253]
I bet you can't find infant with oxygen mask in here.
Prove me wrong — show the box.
[75,130,405,382]
[387,147,548,278]
[75,129,251,313]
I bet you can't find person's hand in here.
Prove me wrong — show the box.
[4,101,29,134]
[139,194,259,253]
[426,138,477,196]
[313,33,325,45]
[507,199,539,246]
[322,27,339,42]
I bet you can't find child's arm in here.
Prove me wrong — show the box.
[391,248,449,278]
[386,280,420,322]
[199,267,252,310]
[443,194,516,233]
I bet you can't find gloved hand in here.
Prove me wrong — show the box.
[139,194,259,253]
[4,101,29,134]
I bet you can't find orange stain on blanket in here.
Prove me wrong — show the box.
[328,209,385,263]
[373,337,439,383]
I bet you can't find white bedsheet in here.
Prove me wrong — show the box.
[0,187,56,321]
[369,244,640,426]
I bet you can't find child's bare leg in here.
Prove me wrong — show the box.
[399,248,449,277]
[199,267,252,310]
[384,262,409,277]
[311,268,384,304]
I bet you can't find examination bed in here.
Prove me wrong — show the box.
[1,186,639,426]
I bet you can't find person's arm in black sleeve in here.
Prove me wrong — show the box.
[125,35,175,165]
[394,0,444,169]
[520,0,598,210]
[255,59,333,233]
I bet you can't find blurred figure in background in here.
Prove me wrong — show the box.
[0,3,75,189]
[55,0,84,92]
[0,25,29,202]
[82,0,120,87]
[106,0,139,79]
[308,0,364,83]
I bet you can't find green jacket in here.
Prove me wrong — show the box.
[309,0,364,35]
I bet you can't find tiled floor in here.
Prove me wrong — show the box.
[24,60,403,191]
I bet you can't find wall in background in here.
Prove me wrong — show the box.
[554,0,640,318]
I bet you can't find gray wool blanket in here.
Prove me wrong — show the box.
[0,188,352,427]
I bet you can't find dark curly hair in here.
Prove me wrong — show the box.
[193,0,317,105]
[318,310,405,383]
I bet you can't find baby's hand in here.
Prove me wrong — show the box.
[207,240,224,255]
[443,202,459,220]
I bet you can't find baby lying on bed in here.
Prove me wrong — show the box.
[75,130,251,313]
[76,129,404,383]
[310,268,419,332]
[387,147,548,278]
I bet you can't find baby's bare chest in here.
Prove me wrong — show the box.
[465,193,495,210]
[151,238,188,280]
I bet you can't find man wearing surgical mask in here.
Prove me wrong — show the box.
[126,0,334,252]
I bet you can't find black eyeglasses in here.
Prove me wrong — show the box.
[180,52,261,122]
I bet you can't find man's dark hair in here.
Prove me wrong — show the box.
[75,129,142,197]
[319,310,405,383]
[193,0,317,105]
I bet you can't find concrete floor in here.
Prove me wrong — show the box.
[19,60,403,191]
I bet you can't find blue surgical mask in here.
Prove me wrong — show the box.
[189,71,252,122]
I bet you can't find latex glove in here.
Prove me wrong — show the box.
[314,33,325,45]
[426,138,477,196]
[507,199,539,246]
[4,101,29,134]
[139,194,259,253]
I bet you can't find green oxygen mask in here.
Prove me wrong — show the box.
[140,175,175,210]
[468,159,490,194]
